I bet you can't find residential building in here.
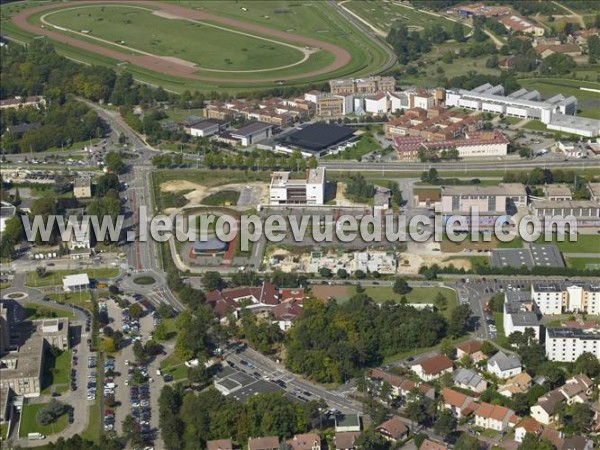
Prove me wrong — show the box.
[334,432,361,450]
[364,92,388,114]
[271,300,304,331]
[0,95,46,110]
[503,291,541,340]
[514,418,543,443]
[486,351,522,379]
[559,375,594,404]
[329,76,395,95]
[453,368,487,393]
[187,119,228,137]
[545,327,600,362]
[376,416,409,442]
[269,168,326,206]
[531,389,566,425]
[315,93,354,116]
[248,437,280,450]
[286,433,321,450]
[440,388,476,419]
[544,185,572,201]
[500,15,545,35]
[474,402,516,431]
[530,200,600,226]
[206,282,280,318]
[419,439,448,450]
[73,176,92,198]
[456,340,486,362]
[0,201,16,233]
[367,368,433,400]
[384,106,482,139]
[531,282,600,315]
[410,354,453,382]
[498,372,532,398]
[206,440,233,450]
[229,122,273,146]
[335,414,361,432]
[62,273,90,292]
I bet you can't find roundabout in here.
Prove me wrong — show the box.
[132,275,157,286]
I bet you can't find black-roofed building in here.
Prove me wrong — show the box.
[193,237,228,255]
[491,244,564,269]
[275,123,356,156]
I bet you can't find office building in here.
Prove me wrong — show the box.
[269,168,326,206]
[329,76,395,95]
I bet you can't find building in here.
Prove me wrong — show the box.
[248,437,280,450]
[498,372,532,398]
[545,327,600,362]
[206,440,233,450]
[534,43,581,59]
[531,282,600,315]
[329,76,395,95]
[411,354,453,381]
[500,15,545,36]
[530,200,600,226]
[206,281,279,318]
[559,375,594,404]
[73,176,92,199]
[0,201,16,233]
[376,416,409,442]
[486,351,522,379]
[335,414,361,432]
[491,245,565,270]
[531,389,566,425]
[316,93,354,116]
[474,402,516,431]
[0,96,46,110]
[274,123,356,157]
[62,273,90,292]
[453,368,487,393]
[441,388,476,419]
[588,182,600,203]
[514,418,543,443]
[373,187,392,216]
[269,168,326,206]
[364,92,388,115]
[286,433,321,450]
[334,432,361,450]
[229,122,273,146]
[367,368,434,400]
[503,291,541,340]
[547,114,600,138]
[445,84,577,124]
[419,439,448,450]
[187,119,228,137]
[544,185,572,202]
[456,340,486,362]
[193,237,228,256]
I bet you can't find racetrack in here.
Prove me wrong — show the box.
[12,0,352,83]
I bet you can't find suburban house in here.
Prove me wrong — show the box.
[376,416,409,442]
[474,402,516,431]
[514,418,543,443]
[411,355,453,381]
[286,433,321,450]
[207,440,233,450]
[530,389,566,425]
[419,439,448,450]
[334,432,361,450]
[453,368,487,393]
[456,340,486,362]
[335,414,361,432]
[441,388,476,419]
[559,375,594,404]
[498,372,532,398]
[367,369,434,400]
[248,436,280,450]
[486,351,522,379]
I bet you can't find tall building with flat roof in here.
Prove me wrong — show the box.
[531,282,600,315]
[269,168,326,206]
[545,327,600,362]
[503,291,541,340]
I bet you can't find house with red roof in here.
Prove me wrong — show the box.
[474,402,517,431]
[410,355,453,382]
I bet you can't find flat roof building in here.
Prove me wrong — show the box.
[530,199,600,227]
[491,244,565,270]
[229,122,273,146]
[269,168,326,206]
[503,291,540,340]
[62,273,90,292]
[73,176,92,199]
[187,119,228,138]
[545,327,600,362]
[275,123,356,156]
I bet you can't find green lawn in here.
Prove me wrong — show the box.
[23,303,75,321]
[443,255,490,269]
[322,134,381,161]
[441,233,523,252]
[201,190,241,206]
[26,268,119,287]
[163,108,205,123]
[47,292,93,310]
[565,257,600,270]
[535,233,600,254]
[19,403,68,438]
[522,119,548,132]
[160,354,188,381]
[504,116,522,125]
[81,401,100,444]
[493,312,510,348]
[41,349,72,394]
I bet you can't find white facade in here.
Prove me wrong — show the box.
[364,95,388,114]
[269,168,326,206]
[189,122,220,137]
[545,328,600,362]
[389,93,409,113]
[413,94,435,110]
[62,273,90,292]
[531,285,563,315]
[531,283,600,315]
[69,220,91,250]
[455,140,508,158]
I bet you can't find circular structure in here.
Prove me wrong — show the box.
[133,276,156,286]
[12,0,353,84]
[3,292,28,300]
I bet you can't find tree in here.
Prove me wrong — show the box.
[122,413,139,442]
[540,53,576,76]
[448,304,472,338]
[354,269,366,279]
[440,337,455,358]
[36,399,66,426]
[452,22,465,42]
[36,266,47,278]
[571,403,593,434]
[433,410,456,439]
[318,267,332,278]
[202,271,224,291]
[337,268,348,279]
[354,431,390,450]
[434,292,448,311]
[573,352,600,378]
[481,341,496,356]
[405,397,428,425]
[518,434,554,450]
[393,277,411,295]
[128,303,144,319]
[511,393,530,416]
[454,433,481,450]
[105,151,125,174]
[132,340,145,364]
[414,433,428,449]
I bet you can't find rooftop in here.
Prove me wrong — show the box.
[441,184,526,197]
[416,354,453,375]
[488,351,521,371]
[62,273,90,287]
[275,123,356,152]
[230,121,273,137]
[547,327,600,340]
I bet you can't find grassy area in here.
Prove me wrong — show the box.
[26,268,119,287]
[517,78,600,120]
[504,116,522,125]
[81,401,101,444]
[522,119,548,132]
[493,312,510,348]
[41,349,72,394]
[565,257,600,270]
[160,353,188,381]
[441,233,523,252]
[535,233,600,254]
[201,190,241,206]
[0,422,7,440]
[384,334,471,364]
[163,108,205,123]
[23,303,75,320]
[19,403,68,438]
[47,292,93,310]
[132,276,156,285]
[323,134,381,161]
[443,255,490,270]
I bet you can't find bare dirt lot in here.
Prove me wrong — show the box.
[311,285,349,302]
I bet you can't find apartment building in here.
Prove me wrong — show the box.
[529,200,600,226]
[315,93,354,116]
[545,327,600,362]
[531,282,600,315]
[269,168,326,206]
[329,76,395,95]
[503,291,541,340]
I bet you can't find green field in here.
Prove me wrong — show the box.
[535,233,600,254]
[566,257,600,270]
[160,353,188,381]
[25,268,119,287]
[3,0,392,92]
[518,78,600,120]
[322,134,381,161]
[201,190,241,206]
[19,403,68,438]
[41,349,72,394]
[23,303,75,320]
[47,292,93,310]
[45,5,310,72]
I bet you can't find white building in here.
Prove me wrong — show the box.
[187,119,226,138]
[364,93,388,114]
[503,291,541,340]
[547,114,600,138]
[388,92,410,113]
[529,199,600,226]
[474,402,516,432]
[0,201,16,233]
[531,282,600,315]
[62,273,90,292]
[269,168,326,206]
[486,351,522,379]
[68,220,91,250]
[545,327,600,362]
[230,122,273,146]
[410,355,453,382]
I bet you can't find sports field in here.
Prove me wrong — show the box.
[4,0,393,92]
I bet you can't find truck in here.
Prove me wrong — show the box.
[28,433,46,440]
